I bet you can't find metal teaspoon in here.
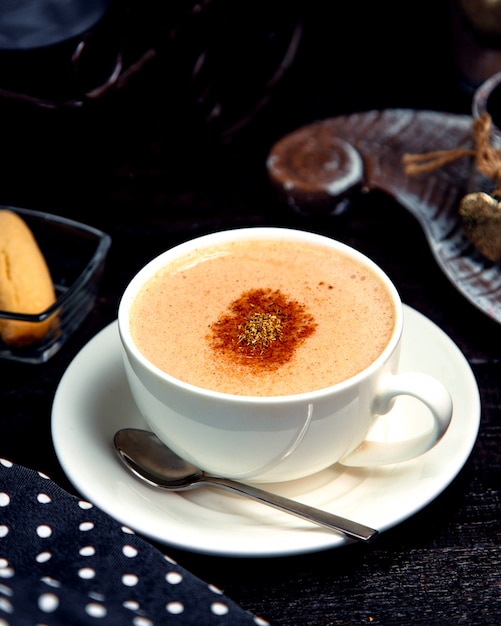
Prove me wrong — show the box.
[113,428,378,543]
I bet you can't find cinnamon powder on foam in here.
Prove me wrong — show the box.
[209,287,317,371]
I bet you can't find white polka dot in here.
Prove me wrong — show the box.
[0,619,10,626]
[0,559,14,578]
[79,546,96,557]
[37,493,51,504]
[209,583,223,594]
[0,460,13,468]
[0,584,12,596]
[122,545,138,558]
[41,577,60,588]
[38,592,59,613]
[36,552,52,563]
[121,526,134,534]
[78,568,96,580]
[85,603,107,618]
[79,501,93,510]
[164,554,177,565]
[166,571,182,585]
[0,526,8,538]
[211,602,229,616]
[0,494,10,507]
[37,471,50,480]
[166,601,184,614]
[133,617,153,626]
[36,525,52,538]
[79,522,94,532]
[0,597,13,614]
[254,617,271,625]
[88,592,105,601]
[123,600,140,611]
[122,574,139,587]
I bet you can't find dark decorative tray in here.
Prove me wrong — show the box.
[273,109,501,323]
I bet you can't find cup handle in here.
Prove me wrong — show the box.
[340,372,453,466]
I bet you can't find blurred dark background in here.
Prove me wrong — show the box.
[0,0,472,227]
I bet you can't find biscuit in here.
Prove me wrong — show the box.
[0,210,57,346]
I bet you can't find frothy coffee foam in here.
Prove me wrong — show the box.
[130,239,396,396]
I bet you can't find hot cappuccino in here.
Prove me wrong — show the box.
[129,238,396,396]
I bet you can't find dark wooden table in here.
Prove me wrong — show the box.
[1,2,500,624]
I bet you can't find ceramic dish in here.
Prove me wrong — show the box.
[51,305,480,557]
[0,206,111,363]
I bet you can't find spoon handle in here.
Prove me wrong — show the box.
[202,476,378,542]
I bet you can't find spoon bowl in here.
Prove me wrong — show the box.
[114,428,378,543]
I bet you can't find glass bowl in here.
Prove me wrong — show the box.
[0,206,111,363]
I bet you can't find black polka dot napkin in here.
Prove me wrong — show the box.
[0,459,269,625]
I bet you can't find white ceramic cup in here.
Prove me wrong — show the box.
[118,227,453,483]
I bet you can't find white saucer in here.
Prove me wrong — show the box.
[51,306,480,558]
